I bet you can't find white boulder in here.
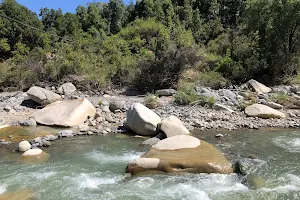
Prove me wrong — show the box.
[126,103,161,136]
[153,135,200,150]
[32,98,96,127]
[245,104,285,119]
[18,141,31,152]
[159,116,189,137]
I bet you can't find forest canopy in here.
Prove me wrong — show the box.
[1,0,300,91]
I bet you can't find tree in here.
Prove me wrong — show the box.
[0,0,44,59]
[104,0,126,35]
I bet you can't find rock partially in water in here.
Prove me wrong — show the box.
[32,99,96,127]
[19,149,50,164]
[140,137,161,147]
[58,130,74,137]
[127,136,233,175]
[159,116,189,138]
[18,141,31,152]
[18,118,36,126]
[245,104,286,119]
[153,135,199,150]
[126,103,161,136]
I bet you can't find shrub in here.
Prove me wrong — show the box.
[270,92,289,104]
[144,93,160,109]
[174,84,216,106]
[198,71,229,89]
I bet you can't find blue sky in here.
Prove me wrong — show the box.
[17,0,134,14]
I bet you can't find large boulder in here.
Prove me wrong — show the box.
[57,82,76,95]
[247,79,271,94]
[245,104,286,119]
[18,141,31,152]
[159,116,189,138]
[27,86,62,105]
[126,103,161,136]
[32,98,96,127]
[127,135,233,175]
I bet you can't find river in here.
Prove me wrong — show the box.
[0,128,300,199]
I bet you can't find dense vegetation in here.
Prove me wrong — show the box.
[1,0,300,92]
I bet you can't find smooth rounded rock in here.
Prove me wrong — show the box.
[32,98,96,127]
[126,103,161,136]
[22,149,42,156]
[153,135,200,150]
[127,140,233,175]
[18,141,31,152]
[245,104,286,119]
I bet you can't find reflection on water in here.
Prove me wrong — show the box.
[0,126,69,142]
[0,129,300,199]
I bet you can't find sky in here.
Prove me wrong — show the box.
[17,0,133,15]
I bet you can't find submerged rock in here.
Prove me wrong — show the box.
[140,137,161,146]
[127,135,233,175]
[245,104,286,119]
[0,189,34,200]
[126,103,161,136]
[27,86,61,105]
[32,99,96,127]
[19,149,50,164]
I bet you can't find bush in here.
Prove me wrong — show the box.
[270,92,289,104]
[174,84,216,106]
[198,71,229,89]
[144,93,160,109]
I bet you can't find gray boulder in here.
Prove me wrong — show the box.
[58,130,74,137]
[27,86,62,105]
[195,87,219,100]
[57,82,76,95]
[19,118,37,126]
[156,89,176,96]
[109,100,126,113]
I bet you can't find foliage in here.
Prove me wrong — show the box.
[1,0,300,91]
[270,92,289,105]
[144,93,159,109]
[198,71,229,89]
[174,84,216,106]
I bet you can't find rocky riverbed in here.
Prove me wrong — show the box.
[1,81,300,136]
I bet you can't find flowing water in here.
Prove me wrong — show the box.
[0,128,300,199]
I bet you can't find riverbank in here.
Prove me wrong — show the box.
[1,85,300,135]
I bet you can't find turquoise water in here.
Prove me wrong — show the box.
[0,129,300,199]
